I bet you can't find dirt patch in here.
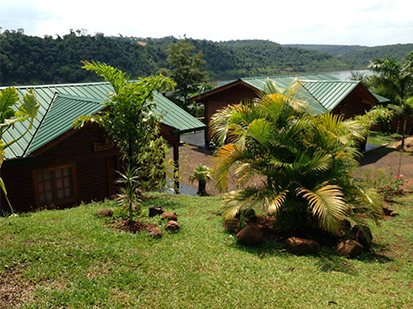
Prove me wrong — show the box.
[107,219,158,234]
[168,144,264,195]
[0,270,36,308]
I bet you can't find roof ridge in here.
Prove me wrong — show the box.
[55,93,105,104]
[299,79,359,83]
[241,73,333,81]
[0,81,110,90]
[296,81,328,113]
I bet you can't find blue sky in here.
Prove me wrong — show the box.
[1,0,412,46]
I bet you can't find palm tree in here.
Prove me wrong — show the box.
[388,96,413,150]
[210,81,384,236]
[369,52,413,141]
[189,164,212,196]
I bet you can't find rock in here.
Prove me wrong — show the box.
[223,218,241,233]
[95,209,113,217]
[285,237,321,255]
[351,225,373,247]
[148,227,162,238]
[149,205,164,217]
[161,211,178,221]
[236,224,263,246]
[390,211,399,217]
[382,206,394,216]
[165,220,180,232]
[336,240,364,257]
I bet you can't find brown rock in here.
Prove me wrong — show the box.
[165,220,180,232]
[149,205,164,217]
[351,225,373,247]
[285,237,321,255]
[236,224,263,246]
[148,227,162,238]
[161,211,178,221]
[223,218,241,233]
[390,211,399,217]
[382,206,394,216]
[95,209,113,217]
[337,240,364,257]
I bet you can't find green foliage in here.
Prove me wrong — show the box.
[161,41,209,109]
[1,32,352,87]
[369,52,413,149]
[0,87,40,214]
[211,82,384,236]
[115,164,141,218]
[74,61,175,217]
[189,164,212,196]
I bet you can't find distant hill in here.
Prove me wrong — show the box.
[1,31,410,87]
[283,44,365,56]
[283,43,413,67]
[340,44,413,66]
[0,32,351,86]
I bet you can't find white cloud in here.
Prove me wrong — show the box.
[1,0,412,45]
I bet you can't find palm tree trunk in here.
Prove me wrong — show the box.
[401,118,407,151]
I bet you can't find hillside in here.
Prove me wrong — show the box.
[283,44,365,56]
[0,32,351,86]
[284,43,413,67]
[340,44,413,66]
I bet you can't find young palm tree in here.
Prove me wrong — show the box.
[189,164,212,196]
[211,81,384,236]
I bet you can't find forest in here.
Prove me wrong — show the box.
[0,31,350,86]
[1,30,411,86]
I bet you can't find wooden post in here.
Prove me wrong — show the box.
[173,141,180,194]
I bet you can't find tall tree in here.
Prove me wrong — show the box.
[165,41,209,109]
[369,52,413,147]
[75,61,175,217]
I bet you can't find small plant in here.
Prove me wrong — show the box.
[116,164,141,219]
[189,164,212,196]
[361,168,407,196]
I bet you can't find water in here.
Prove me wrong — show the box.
[327,70,374,80]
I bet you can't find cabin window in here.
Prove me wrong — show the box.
[34,165,77,207]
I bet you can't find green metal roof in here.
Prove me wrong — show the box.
[240,74,360,114]
[193,73,390,115]
[1,82,205,160]
[28,94,106,154]
[372,92,391,104]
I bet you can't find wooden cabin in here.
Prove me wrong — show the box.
[0,82,205,213]
[189,73,390,144]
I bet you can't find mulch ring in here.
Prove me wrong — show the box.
[106,219,158,234]
[0,269,36,309]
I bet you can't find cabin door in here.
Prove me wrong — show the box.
[105,155,118,196]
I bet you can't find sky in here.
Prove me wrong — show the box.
[1,0,412,46]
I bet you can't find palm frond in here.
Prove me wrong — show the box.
[298,184,347,232]
[213,144,245,191]
[266,190,288,215]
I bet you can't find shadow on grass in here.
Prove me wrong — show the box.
[360,147,395,166]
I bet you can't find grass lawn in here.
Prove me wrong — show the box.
[1,193,412,309]
[367,131,402,146]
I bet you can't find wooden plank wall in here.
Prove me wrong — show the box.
[0,125,119,213]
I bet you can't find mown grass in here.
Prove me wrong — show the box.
[1,193,412,309]
[367,131,402,146]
